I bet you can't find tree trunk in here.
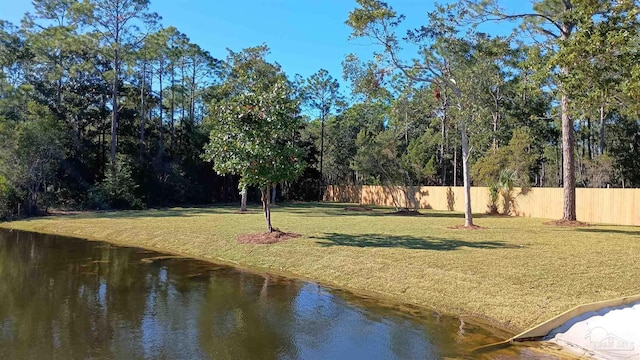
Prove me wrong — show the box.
[181,58,186,123]
[240,185,247,212]
[158,60,164,158]
[190,61,196,122]
[319,114,325,200]
[148,68,153,136]
[599,104,605,155]
[110,48,119,166]
[262,185,273,233]
[139,61,146,155]
[170,63,175,150]
[453,144,457,187]
[440,93,448,185]
[492,111,499,152]
[561,90,576,221]
[587,117,592,160]
[461,125,474,227]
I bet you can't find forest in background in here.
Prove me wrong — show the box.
[1,0,639,220]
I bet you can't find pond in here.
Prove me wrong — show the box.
[0,229,549,359]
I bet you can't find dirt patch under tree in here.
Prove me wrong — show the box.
[237,230,301,244]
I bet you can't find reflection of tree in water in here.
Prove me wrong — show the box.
[197,271,302,359]
[0,231,156,358]
[0,229,507,359]
[0,230,303,359]
[291,284,442,359]
[317,287,498,358]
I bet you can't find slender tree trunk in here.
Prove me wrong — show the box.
[587,117,592,160]
[440,93,448,185]
[453,143,457,187]
[559,20,577,221]
[190,61,196,122]
[140,61,146,155]
[561,89,576,221]
[240,185,247,212]
[262,185,273,233]
[57,71,63,111]
[170,63,175,150]
[110,48,119,166]
[461,125,473,227]
[492,111,499,152]
[599,104,605,155]
[181,58,186,122]
[319,114,325,200]
[158,60,164,158]
[148,68,153,133]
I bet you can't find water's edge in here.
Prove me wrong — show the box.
[0,223,515,339]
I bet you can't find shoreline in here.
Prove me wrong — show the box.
[0,225,515,339]
[1,203,638,341]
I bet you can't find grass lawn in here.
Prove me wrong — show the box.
[1,202,638,333]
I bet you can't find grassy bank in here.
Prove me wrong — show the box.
[1,202,638,332]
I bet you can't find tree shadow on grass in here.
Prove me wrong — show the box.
[575,228,640,236]
[314,233,521,251]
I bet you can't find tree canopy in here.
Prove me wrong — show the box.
[0,0,639,225]
[203,46,305,232]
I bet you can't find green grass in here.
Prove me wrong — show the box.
[1,202,639,333]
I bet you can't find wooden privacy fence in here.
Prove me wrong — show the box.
[324,185,640,226]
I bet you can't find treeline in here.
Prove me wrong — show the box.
[323,0,640,222]
[0,1,265,218]
[1,0,640,220]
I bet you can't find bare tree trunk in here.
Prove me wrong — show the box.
[181,58,186,122]
[139,61,146,155]
[240,185,247,212]
[262,185,273,233]
[319,114,325,201]
[158,60,164,158]
[110,48,119,166]
[461,125,474,227]
[190,61,196,122]
[587,117,592,160]
[599,104,605,155]
[561,88,576,221]
[440,93,448,185]
[170,63,175,150]
[492,111,499,152]
[453,143,457,187]
[148,69,153,134]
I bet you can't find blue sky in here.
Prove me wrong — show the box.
[1,1,530,90]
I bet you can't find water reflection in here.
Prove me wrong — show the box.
[0,229,541,359]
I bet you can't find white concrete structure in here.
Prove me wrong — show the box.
[550,302,640,359]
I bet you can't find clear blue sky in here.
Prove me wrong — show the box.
[1,1,530,89]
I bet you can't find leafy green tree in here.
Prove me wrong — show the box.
[462,0,640,220]
[79,0,159,167]
[347,1,519,226]
[301,69,343,198]
[92,157,143,209]
[324,102,386,185]
[473,128,538,186]
[2,106,66,214]
[402,128,439,184]
[203,46,305,232]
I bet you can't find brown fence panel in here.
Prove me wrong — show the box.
[324,185,640,226]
